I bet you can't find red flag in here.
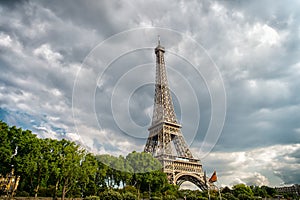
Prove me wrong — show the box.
[209,171,217,183]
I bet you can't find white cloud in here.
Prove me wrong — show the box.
[0,32,24,56]
[33,44,63,63]
[65,132,81,142]
[230,172,269,186]
[247,23,281,46]
[0,33,12,47]
[33,125,58,139]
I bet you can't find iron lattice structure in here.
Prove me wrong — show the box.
[144,40,208,190]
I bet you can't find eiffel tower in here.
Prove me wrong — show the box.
[144,38,208,190]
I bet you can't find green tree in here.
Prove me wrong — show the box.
[251,185,267,197]
[13,129,44,196]
[0,121,14,175]
[261,185,277,197]
[96,154,122,188]
[232,184,253,197]
[185,190,198,200]
[122,191,137,200]
[46,139,63,199]
[57,139,84,200]
[125,151,164,196]
[99,189,122,200]
[44,139,85,200]
[221,186,232,194]
[94,157,109,191]
[161,184,180,199]
[237,193,253,200]
[126,151,161,173]
[222,192,238,200]
[78,153,98,197]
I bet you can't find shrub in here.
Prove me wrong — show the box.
[222,192,238,200]
[122,191,137,200]
[238,193,253,200]
[84,195,100,200]
[15,191,30,197]
[99,190,122,200]
[163,194,177,200]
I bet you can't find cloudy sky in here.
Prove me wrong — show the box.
[0,0,299,187]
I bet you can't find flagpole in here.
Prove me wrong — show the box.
[214,176,222,200]
[204,171,210,200]
[208,170,217,200]
[217,183,222,200]
[207,177,211,200]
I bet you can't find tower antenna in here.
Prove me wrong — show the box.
[158,35,160,45]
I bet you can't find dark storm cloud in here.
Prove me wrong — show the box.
[0,0,27,9]
[219,0,300,26]
[38,0,126,37]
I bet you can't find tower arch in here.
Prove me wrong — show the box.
[175,173,207,191]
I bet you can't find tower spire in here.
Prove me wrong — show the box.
[152,38,177,125]
[158,35,161,45]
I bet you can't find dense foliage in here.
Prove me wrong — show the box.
[0,121,298,200]
[0,121,172,199]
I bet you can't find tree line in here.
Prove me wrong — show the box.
[0,121,173,199]
[0,121,297,200]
